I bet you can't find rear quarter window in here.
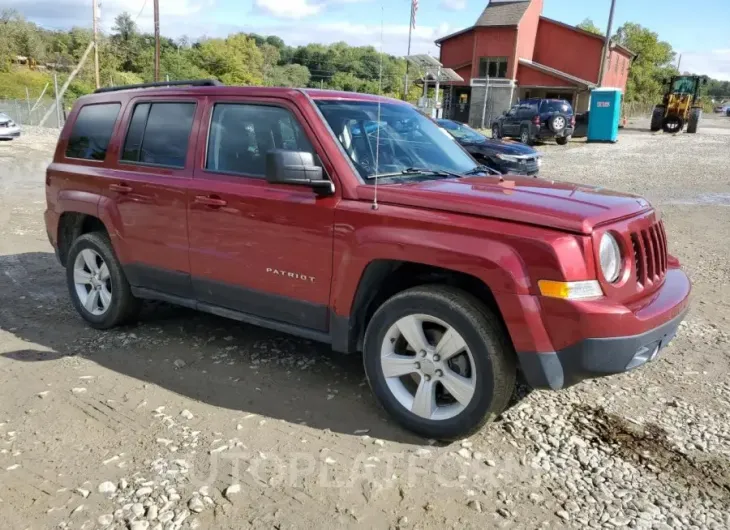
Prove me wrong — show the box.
[65,103,121,161]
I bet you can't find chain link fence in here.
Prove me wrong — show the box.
[0,98,65,129]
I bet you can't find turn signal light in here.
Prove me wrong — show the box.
[538,280,603,300]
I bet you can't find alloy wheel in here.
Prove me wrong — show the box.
[73,249,112,316]
[380,314,476,421]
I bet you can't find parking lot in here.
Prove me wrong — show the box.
[1,116,729,530]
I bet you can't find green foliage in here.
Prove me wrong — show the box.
[194,34,264,85]
[577,18,602,35]
[614,23,677,104]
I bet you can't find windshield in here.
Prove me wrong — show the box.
[672,76,698,95]
[437,120,484,142]
[316,100,479,181]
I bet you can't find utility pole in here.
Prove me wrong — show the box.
[677,54,683,73]
[597,0,617,87]
[92,0,100,89]
[153,0,161,82]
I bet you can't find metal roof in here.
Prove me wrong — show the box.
[475,0,531,27]
[518,58,597,88]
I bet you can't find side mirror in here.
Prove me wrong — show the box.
[265,150,334,196]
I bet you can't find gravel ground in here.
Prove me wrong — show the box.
[0,118,729,530]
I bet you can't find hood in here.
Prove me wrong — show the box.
[356,176,652,234]
[465,138,537,156]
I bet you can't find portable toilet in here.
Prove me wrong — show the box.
[587,88,622,143]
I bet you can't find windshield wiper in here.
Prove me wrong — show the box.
[463,165,501,176]
[369,167,463,179]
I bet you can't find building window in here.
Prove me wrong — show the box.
[478,57,508,78]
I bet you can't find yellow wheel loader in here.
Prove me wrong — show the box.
[650,75,706,134]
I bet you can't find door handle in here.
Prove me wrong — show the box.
[109,183,133,193]
[195,195,227,207]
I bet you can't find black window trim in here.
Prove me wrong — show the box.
[118,99,198,170]
[202,100,320,181]
[64,101,122,163]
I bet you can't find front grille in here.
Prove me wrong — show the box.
[631,221,668,287]
[0,122,8,128]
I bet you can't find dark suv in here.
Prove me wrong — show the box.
[45,80,689,440]
[492,98,575,145]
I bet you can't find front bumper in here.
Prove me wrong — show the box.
[513,268,690,390]
[0,127,21,139]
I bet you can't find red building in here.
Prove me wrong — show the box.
[435,0,634,126]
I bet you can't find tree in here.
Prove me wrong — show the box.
[577,18,602,35]
[112,12,137,42]
[194,34,264,85]
[614,22,676,103]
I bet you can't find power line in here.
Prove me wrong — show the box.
[134,0,149,22]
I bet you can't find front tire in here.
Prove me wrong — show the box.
[556,136,570,145]
[363,286,516,440]
[66,232,141,329]
[492,124,501,139]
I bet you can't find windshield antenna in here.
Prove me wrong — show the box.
[372,4,384,211]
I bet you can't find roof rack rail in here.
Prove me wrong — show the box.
[94,79,223,94]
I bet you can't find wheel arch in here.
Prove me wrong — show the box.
[57,212,109,267]
[331,260,511,355]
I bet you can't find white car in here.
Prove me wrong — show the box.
[0,112,21,140]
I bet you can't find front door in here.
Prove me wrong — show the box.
[187,98,336,331]
[502,105,520,136]
[452,88,471,124]
[104,97,200,297]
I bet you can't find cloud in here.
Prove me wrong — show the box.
[13,0,450,56]
[680,49,730,81]
[5,0,208,34]
[440,0,467,10]
[252,0,323,19]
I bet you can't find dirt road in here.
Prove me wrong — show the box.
[1,118,729,530]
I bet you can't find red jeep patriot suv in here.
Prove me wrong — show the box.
[45,80,690,440]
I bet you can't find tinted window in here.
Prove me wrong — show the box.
[541,101,573,114]
[206,104,314,177]
[66,103,121,160]
[121,102,195,168]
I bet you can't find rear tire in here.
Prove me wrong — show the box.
[556,136,570,146]
[519,126,533,146]
[650,106,665,132]
[687,107,701,134]
[363,285,516,440]
[66,232,141,330]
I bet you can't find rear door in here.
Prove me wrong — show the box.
[103,97,201,298]
[187,97,337,331]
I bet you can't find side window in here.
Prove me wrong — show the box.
[121,102,196,168]
[206,104,314,177]
[66,103,121,161]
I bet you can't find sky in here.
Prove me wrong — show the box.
[5,0,730,80]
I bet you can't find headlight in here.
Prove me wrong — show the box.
[599,233,622,283]
[496,154,521,162]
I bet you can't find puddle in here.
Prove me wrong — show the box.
[569,404,730,505]
[664,193,730,206]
